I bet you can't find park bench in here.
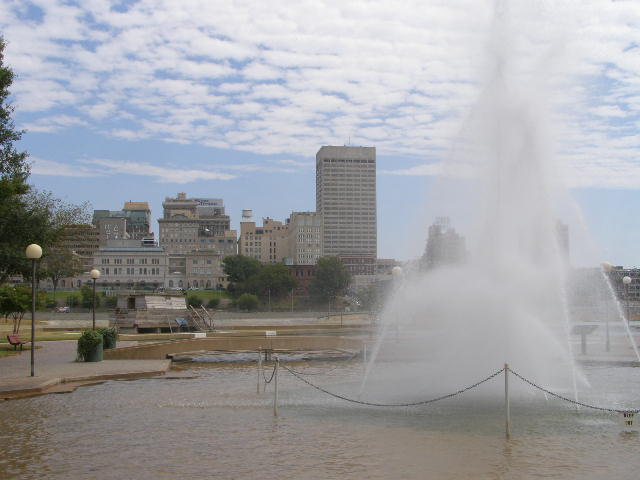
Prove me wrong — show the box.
[6,334,30,351]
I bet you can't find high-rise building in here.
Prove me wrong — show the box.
[316,146,377,258]
[158,192,236,255]
[92,201,153,243]
[420,217,467,270]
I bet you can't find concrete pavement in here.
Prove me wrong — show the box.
[0,340,171,399]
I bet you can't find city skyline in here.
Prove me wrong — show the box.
[2,1,639,266]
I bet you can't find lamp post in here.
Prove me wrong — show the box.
[623,275,632,323]
[601,262,613,352]
[25,244,42,377]
[90,269,101,330]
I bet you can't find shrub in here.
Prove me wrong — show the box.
[103,296,117,308]
[77,330,103,361]
[237,293,259,312]
[97,327,118,349]
[187,295,203,308]
[207,298,220,309]
[66,295,79,308]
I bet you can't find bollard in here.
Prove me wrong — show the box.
[257,348,262,395]
[273,355,280,417]
[504,363,511,439]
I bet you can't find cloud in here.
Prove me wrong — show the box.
[30,157,101,177]
[81,159,236,184]
[1,0,639,188]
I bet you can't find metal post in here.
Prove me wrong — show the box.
[30,259,36,377]
[257,348,262,394]
[605,298,611,352]
[92,277,97,330]
[273,355,279,417]
[504,363,511,439]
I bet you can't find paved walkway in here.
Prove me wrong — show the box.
[0,340,171,399]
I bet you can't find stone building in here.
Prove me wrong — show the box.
[158,192,236,256]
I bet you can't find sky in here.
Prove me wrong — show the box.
[1,0,639,267]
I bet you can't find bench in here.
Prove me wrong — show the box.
[6,334,30,351]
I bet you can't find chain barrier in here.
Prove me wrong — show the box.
[280,364,505,407]
[262,362,277,384]
[507,367,639,414]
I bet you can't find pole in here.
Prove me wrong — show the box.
[504,363,511,439]
[92,277,97,330]
[273,355,279,417]
[257,348,262,394]
[605,298,611,352]
[268,288,271,312]
[290,289,293,313]
[30,259,36,377]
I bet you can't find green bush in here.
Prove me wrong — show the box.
[97,327,118,349]
[187,295,203,308]
[237,293,259,312]
[207,298,220,309]
[77,330,103,361]
[66,295,79,308]
[103,296,117,308]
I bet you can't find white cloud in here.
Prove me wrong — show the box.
[30,157,101,178]
[1,0,639,188]
[81,159,236,184]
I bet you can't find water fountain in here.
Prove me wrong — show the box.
[360,1,638,404]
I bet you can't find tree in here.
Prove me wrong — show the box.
[310,257,351,308]
[0,286,43,333]
[222,255,263,296]
[80,284,100,309]
[40,247,83,299]
[0,38,91,283]
[251,263,296,298]
[222,255,262,283]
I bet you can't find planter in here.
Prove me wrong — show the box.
[84,338,103,362]
[103,337,116,349]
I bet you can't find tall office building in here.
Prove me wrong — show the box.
[316,146,377,258]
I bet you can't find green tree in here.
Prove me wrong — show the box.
[236,293,259,312]
[0,38,91,283]
[251,263,297,298]
[40,247,83,299]
[0,286,43,333]
[80,284,101,309]
[222,255,263,296]
[310,257,351,308]
[187,295,203,308]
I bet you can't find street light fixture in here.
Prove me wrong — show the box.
[90,269,101,330]
[622,275,632,323]
[25,244,42,377]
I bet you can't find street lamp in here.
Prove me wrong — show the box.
[25,244,42,377]
[90,269,101,330]
[601,262,613,352]
[623,275,632,323]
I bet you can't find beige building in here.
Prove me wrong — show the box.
[92,244,167,290]
[316,146,377,258]
[185,250,228,290]
[159,192,236,256]
[93,201,154,244]
[239,211,322,265]
[239,216,289,263]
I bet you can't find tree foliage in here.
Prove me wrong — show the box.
[310,257,351,305]
[0,38,91,283]
[0,285,44,333]
[236,293,259,311]
[40,247,84,298]
[222,255,296,300]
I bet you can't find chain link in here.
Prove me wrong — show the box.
[262,363,277,384]
[507,367,639,414]
[281,364,505,407]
